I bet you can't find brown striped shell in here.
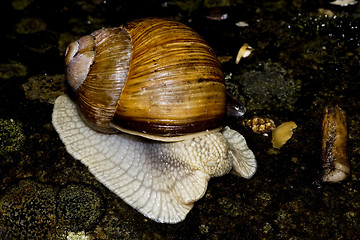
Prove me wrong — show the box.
[64,18,226,141]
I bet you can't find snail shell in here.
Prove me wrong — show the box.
[65,18,226,140]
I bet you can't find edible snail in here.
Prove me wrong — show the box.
[52,18,256,223]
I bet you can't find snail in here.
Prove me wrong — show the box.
[52,18,256,223]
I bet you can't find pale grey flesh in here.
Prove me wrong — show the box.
[52,95,256,223]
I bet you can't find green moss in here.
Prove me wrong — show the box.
[15,18,47,34]
[96,214,139,239]
[0,62,27,80]
[0,179,59,239]
[57,183,105,232]
[255,192,272,207]
[11,0,34,10]
[203,0,231,8]
[66,231,92,240]
[22,74,66,104]
[0,119,26,154]
[173,0,202,12]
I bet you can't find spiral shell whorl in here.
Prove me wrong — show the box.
[65,35,96,90]
[66,28,132,133]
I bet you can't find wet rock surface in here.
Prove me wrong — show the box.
[234,62,300,111]
[0,179,106,239]
[0,179,58,239]
[57,183,105,232]
[0,118,25,154]
[0,0,359,239]
[22,74,66,104]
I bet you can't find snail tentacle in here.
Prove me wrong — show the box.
[222,126,257,179]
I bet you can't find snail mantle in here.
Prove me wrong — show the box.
[52,18,256,224]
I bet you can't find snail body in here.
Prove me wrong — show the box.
[53,18,256,223]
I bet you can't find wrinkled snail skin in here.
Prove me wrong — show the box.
[52,95,256,223]
[53,18,257,223]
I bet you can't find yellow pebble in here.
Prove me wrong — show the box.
[271,121,297,149]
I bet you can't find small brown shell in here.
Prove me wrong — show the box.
[321,105,349,182]
[246,117,276,134]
